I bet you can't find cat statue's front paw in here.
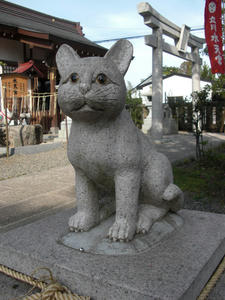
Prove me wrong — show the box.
[69,211,99,232]
[108,217,136,242]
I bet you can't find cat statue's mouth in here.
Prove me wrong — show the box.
[72,103,104,113]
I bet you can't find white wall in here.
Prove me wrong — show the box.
[138,75,210,104]
[163,75,210,101]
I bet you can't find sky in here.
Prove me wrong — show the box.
[7,0,207,87]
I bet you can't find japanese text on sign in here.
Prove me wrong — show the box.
[204,0,225,73]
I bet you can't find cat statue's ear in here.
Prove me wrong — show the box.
[56,44,80,79]
[104,39,133,76]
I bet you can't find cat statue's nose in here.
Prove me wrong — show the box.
[80,83,90,95]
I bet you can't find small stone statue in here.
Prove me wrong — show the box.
[56,40,183,242]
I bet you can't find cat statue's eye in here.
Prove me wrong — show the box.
[70,73,79,83]
[96,73,107,85]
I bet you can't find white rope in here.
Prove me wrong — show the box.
[0,264,90,300]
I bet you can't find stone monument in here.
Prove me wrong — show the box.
[56,39,184,243]
[163,104,178,135]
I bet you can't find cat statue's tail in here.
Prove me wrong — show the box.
[162,183,184,212]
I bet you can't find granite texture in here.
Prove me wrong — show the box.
[56,39,184,241]
[0,209,225,299]
[61,212,183,255]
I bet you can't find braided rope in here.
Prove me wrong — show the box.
[0,264,45,289]
[2,255,224,300]
[197,255,225,300]
[0,264,90,300]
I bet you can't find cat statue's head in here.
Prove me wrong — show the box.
[56,39,133,122]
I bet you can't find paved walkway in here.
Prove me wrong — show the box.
[156,131,225,162]
[0,132,224,299]
[0,166,75,232]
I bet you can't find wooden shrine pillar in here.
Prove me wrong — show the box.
[50,67,58,134]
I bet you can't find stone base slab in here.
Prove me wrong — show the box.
[0,209,225,300]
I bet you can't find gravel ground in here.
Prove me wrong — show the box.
[0,143,70,181]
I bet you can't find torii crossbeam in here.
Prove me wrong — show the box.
[138,2,205,140]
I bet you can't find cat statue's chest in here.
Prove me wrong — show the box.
[69,123,113,163]
[67,111,141,184]
[67,121,117,184]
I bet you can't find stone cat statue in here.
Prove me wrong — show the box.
[56,39,183,242]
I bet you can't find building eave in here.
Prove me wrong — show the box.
[0,0,106,56]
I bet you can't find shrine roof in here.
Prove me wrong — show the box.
[0,0,106,56]
[13,60,44,77]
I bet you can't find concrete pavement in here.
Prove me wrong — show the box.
[0,165,75,233]
[156,131,225,163]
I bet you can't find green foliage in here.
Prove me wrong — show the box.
[179,61,192,76]
[173,143,225,201]
[191,85,211,159]
[163,62,193,77]
[211,74,225,98]
[126,90,143,129]
[199,49,225,99]
[163,66,180,76]
[173,164,206,195]
[200,143,225,169]
[200,62,215,82]
[168,97,193,131]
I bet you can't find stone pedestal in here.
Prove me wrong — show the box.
[58,117,72,141]
[50,126,59,135]
[0,209,225,299]
[163,118,178,135]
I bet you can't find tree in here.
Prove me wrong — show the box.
[126,90,144,129]
[191,85,211,159]
[200,62,215,82]
[179,61,192,76]
[163,66,180,76]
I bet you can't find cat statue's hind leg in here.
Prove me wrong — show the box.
[136,185,184,234]
[136,151,184,235]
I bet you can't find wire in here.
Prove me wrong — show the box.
[191,27,204,32]
[94,27,205,43]
[94,34,147,43]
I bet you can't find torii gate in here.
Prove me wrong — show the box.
[138,2,205,140]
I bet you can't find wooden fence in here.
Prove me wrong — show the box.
[169,101,225,133]
[2,92,60,133]
[30,94,53,133]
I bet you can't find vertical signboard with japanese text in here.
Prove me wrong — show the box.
[205,0,225,73]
